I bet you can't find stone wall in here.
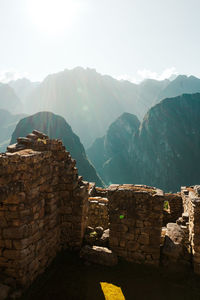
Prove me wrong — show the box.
[181,186,200,274]
[163,193,183,226]
[87,197,109,229]
[0,131,88,289]
[107,184,164,266]
[2,130,200,298]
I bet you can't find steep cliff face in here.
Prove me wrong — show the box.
[10,111,103,186]
[88,93,200,192]
[0,109,26,152]
[130,93,200,191]
[87,112,140,184]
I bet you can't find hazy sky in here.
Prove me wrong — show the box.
[0,0,199,82]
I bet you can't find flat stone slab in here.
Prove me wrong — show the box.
[80,245,118,266]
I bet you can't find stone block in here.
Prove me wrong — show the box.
[138,233,149,245]
[80,245,118,266]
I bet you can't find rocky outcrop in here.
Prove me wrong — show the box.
[10,111,103,186]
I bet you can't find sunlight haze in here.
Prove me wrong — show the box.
[0,0,199,81]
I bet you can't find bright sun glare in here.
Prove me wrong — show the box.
[28,0,80,34]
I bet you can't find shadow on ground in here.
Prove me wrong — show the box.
[21,251,200,300]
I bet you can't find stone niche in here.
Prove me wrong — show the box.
[0,131,88,289]
[107,184,164,266]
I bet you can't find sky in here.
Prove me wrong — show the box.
[0,0,200,83]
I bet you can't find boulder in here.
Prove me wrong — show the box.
[162,223,191,267]
[80,245,118,266]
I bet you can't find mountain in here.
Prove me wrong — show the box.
[88,93,200,192]
[9,78,40,104]
[18,68,200,148]
[87,112,140,184]
[0,83,22,113]
[156,75,200,103]
[10,111,103,186]
[24,67,169,147]
[137,78,169,114]
[130,93,200,191]
[0,109,26,152]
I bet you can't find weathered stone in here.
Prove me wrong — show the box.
[100,229,109,243]
[80,245,118,266]
[108,185,163,266]
[95,226,104,237]
[0,131,89,290]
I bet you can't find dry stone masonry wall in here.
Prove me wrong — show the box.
[107,184,164,266]
[0,131,88,289]
[1,131,200,299]
[181,186,200,274]
[87,197,109,229]
[163,193,183,226]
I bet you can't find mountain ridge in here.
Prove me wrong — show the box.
[10,111,104,186]
[87,93,200,191]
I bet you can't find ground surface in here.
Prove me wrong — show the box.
[21,251,200,300]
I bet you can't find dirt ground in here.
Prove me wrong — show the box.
[21,251,200,300]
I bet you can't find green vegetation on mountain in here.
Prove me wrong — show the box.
[88,93,200,192]
[10,70,200,149]
[87,112,140,184]
[10,111,103,186]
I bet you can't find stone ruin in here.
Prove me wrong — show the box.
[0,131,89,298]
[0,130,200,298]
